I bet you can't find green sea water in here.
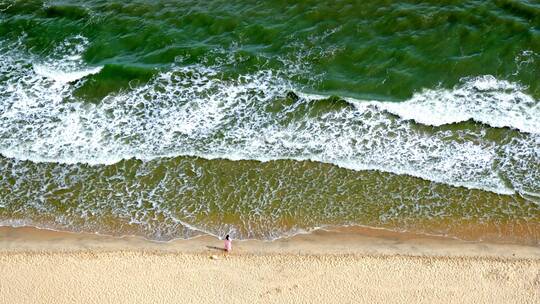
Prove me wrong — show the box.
[0,0,539,243]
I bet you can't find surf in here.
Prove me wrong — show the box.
[0,36,539,200]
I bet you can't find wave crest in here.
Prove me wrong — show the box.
[366,75,539,134]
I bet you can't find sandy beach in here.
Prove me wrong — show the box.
[0,226,538,303]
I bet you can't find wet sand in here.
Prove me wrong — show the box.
[0,226,539,303]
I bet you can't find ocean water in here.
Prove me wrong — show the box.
[0,0,539,243]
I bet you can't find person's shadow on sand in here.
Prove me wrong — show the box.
[206,246,226,252]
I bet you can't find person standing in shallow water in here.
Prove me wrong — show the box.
[224,235,232,252]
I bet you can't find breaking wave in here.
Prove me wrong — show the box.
[0,36,539,200]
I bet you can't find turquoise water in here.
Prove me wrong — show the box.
[0,0,539,243]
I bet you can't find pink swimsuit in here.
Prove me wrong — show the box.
[224,239,232,251]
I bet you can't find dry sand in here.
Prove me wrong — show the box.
[0,226,539,303]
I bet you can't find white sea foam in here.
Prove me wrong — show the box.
[368,76,540,134]
[31,35,103,83]
[33,64,102,83]
[0,36,539,199]
[300,76,540,134]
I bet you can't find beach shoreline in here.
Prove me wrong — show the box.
[1,226,538,303]
[1,225,540,258]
